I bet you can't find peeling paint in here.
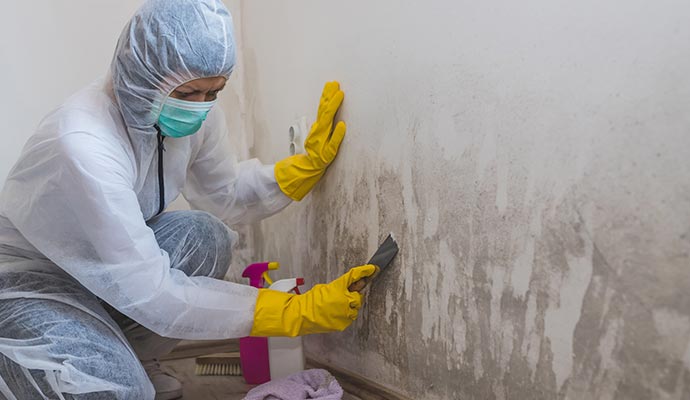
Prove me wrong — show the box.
[510,236,534,299]
[543,224,594,390]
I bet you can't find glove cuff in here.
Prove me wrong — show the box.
[274,155,326,201]
[250,289,300,337]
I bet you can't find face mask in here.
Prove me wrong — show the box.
[157,96,217,138]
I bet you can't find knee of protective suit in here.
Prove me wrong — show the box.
[149,210,236,279]
[179,210,234,279]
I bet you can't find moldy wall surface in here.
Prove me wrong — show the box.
[232,1,690,398]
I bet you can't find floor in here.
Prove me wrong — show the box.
[160,357,364,400]
[161,357,252,399]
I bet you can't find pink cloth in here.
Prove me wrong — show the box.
[244,369,343,400]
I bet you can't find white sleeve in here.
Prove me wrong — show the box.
[1,132,259,340]
[183,109,292,225]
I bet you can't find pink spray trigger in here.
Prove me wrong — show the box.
[242,262,279,289]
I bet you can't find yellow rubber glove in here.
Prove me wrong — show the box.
[274,81,346,201]
[250,264,378,337]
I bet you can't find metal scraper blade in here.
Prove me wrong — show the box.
[367,234,399,272]
[349,233,399,292]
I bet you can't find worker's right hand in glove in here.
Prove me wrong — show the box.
[250,264,379,337]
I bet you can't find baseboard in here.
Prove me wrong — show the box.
[307,357,412,400]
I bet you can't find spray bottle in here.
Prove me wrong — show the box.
[267,278,306,380]
[239,262,279,384]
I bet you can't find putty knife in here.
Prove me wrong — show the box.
[349,234,399,292]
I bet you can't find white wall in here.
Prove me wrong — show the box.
[0,1,148,184]
[238,1,690,399]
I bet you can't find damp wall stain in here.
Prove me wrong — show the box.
[248,121,690,399]
[229,1,690,398]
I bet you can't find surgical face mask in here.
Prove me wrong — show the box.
[157,96,217,138]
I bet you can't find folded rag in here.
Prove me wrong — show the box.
[243,368,343,400]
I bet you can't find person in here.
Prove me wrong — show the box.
[0,0,377,399]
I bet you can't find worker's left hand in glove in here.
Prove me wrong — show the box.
[274,81,346,201]
[250,264,378,337]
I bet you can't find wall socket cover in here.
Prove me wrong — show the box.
[288,116,308,155]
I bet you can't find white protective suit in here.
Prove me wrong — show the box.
[0,0,290,342]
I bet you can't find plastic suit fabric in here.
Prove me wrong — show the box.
[0,0,291,397]
[0,210,236,399]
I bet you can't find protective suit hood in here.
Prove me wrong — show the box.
[110,0,236,137]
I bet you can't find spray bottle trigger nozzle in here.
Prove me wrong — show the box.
[262,271,274,286]
[293,278,305,294]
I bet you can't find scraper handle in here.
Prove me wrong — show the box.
[348,277,369,293]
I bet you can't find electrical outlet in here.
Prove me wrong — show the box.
[288,117,308,155]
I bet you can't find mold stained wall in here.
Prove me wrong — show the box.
[229,1,690,399]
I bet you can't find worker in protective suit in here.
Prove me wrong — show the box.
[0,0,377,399]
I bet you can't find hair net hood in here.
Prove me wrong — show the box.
[111,0,236,136]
